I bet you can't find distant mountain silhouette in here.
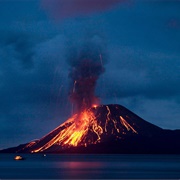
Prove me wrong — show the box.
[1,104,180,154]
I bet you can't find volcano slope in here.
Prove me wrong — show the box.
[1,104,180,154]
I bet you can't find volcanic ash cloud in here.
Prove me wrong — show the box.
[67,39,107,112]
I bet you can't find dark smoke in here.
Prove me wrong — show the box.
[67,39,107,112]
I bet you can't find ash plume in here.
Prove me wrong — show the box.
[67,38,107,112]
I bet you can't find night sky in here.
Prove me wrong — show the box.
[0,0,180,149]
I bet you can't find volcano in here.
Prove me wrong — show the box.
[1,104,180,154]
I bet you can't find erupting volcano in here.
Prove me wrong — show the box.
[2,104,180,154]
[1,43,180,154]
[17,104,142,153]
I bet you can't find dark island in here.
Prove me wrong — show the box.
[1,104,180,154]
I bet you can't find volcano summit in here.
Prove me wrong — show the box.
[2,104,180,154]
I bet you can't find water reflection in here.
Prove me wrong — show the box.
[0,154,180,179]
[66,161,103,169]
[54,161,133,179]
[53,157,180,179]
[54,161,105,178]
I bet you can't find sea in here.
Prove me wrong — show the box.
[0,153,180,179]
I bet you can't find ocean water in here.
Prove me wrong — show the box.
[0,154,180,179]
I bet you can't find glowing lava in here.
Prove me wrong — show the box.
[31,108,101,152]
[23,105,139,153]
[3,103,179,154]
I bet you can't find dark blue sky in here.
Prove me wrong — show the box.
[0,0,180,149]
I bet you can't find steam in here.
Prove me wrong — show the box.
[67,36,107,112]
[42,0,126,19]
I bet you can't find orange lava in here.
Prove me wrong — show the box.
[30,105,138,153]
[31,109,102,152]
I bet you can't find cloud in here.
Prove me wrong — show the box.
[42,0,127,19]
[0,31,71,149]
[98,46,180,102]
[1,32,34,69]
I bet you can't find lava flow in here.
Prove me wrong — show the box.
[31,108,100,152]
[19,104,141,153]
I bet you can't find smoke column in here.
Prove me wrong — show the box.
[67,38,107,112]
[42,0,126,19]
[41,0,126,112]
